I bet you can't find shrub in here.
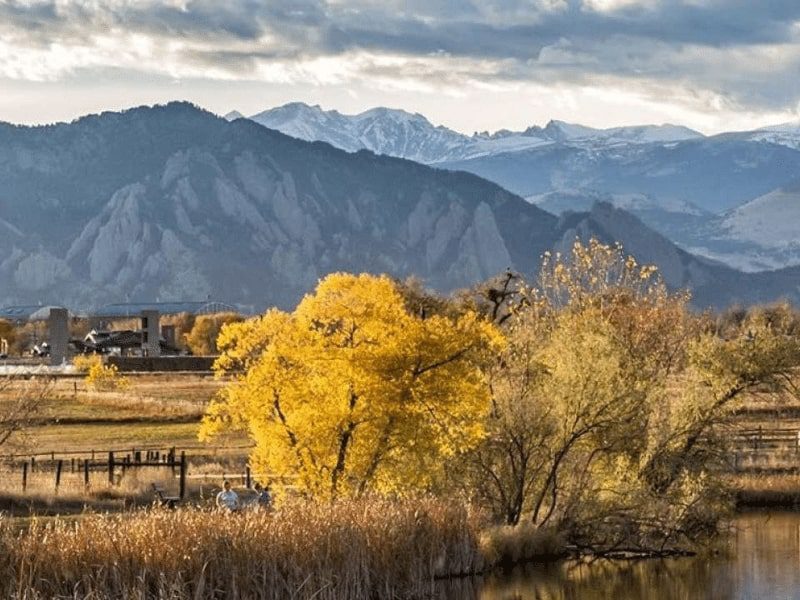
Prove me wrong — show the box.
[86,361,130,391]
[72,353,102,373]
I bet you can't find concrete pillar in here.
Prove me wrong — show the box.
[141,310,161,357]
[48,308,69,366]
[161,324,176,349]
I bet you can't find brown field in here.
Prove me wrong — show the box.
[0,372,252,516]
[0,498,484,600]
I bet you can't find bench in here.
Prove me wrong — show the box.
[151,483,180,508]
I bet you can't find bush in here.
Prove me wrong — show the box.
[72,353,102,373]
[85,360,130,391]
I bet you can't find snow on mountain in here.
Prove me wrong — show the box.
[249,103,468,164]
[745,130,800,151]
[526,120,703,144]
[718,180,800,249]
[244,103,704,164]
[758,121,800,134]
[722,120,800,151]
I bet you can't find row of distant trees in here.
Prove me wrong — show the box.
[0,312,243,357]
[199,239,800,554]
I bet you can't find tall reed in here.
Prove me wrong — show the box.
[0,497,485,599]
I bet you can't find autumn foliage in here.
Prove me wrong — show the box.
[201,273,502,498]
[201,241,800,554]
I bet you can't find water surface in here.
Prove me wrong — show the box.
[442,512,800,600]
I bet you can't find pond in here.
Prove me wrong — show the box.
[441,512,800,599]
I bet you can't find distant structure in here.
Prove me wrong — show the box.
[0,305,69,325]
[0,301,242,324]
[92,301,238,319]
[48,308,69,366]
[0,300,243,359]
[140,310,161,357]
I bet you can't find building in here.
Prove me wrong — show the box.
[91,301,240,319]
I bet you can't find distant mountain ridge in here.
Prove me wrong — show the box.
[0,102,797,312]
[235,102,800,273]
[241,103,704,164]
[0,102,557,310]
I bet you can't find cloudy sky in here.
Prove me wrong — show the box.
[1,0,799,134]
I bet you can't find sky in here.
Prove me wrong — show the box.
[1,0,800,135]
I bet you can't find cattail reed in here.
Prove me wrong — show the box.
[0,497,486,599]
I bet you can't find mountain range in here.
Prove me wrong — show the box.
[235,103,800,273]
[0,102,797,312]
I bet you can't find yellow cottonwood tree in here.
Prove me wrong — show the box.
[184,312,243,355]
[201,273,502,498]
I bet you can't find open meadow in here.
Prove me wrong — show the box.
[0,372,252,516]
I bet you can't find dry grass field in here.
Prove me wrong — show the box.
[0,373,252,516]
[0,498,484,600]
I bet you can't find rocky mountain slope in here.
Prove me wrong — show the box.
[0,103,558,310]
[240,103,800,272]
[553,203,800,309]
[0,102,797,312]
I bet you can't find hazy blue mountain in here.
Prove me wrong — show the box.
[553,203,800,309]
[242,103,800,272]
[440,136,800,214]
[0,102,558,310]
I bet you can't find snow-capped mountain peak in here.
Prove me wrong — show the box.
[242,102,708,164]
[248,102,468,163]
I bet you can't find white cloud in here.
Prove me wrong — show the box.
[0,0,799,132]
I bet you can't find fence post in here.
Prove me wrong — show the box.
[30,456,35,472]
[179,451,187,500]
[71,457,75,473]
[171,447,177,476]
[108,452,115,486]
[22,462,27,492]
[245,466,251,489]
[55,460,63,491]
[84,458,90,488]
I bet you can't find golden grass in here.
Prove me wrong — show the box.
[729,473,800,506]
[0,373,249,463]
[0,498,486,600]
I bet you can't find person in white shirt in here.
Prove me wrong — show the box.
[216,480,240,512]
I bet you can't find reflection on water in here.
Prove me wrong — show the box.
[438,512,800,600]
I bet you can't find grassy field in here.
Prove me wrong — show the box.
[0,373,245,453]
[0,373,252,515]
[3,372,800,516]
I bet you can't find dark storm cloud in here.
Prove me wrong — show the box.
[1,0,799,112]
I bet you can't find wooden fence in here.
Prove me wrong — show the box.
[0,443,275,498]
